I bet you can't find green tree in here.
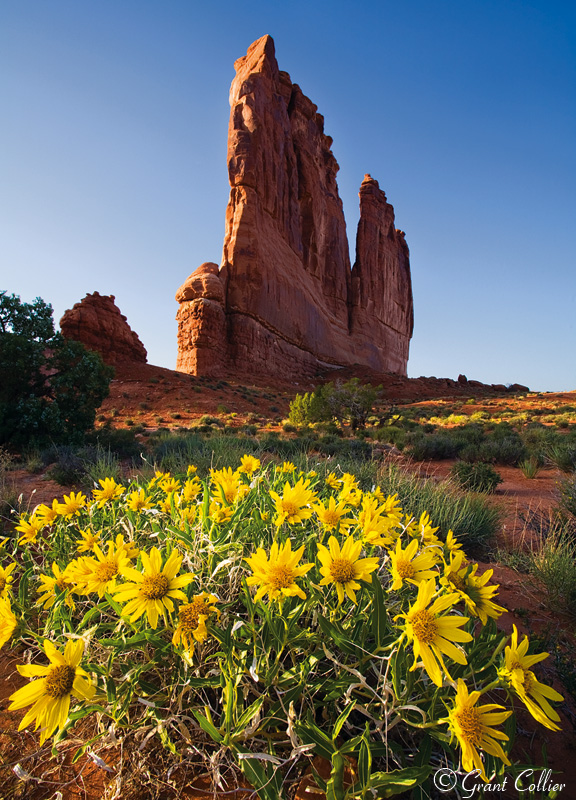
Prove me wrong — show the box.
[0,291,113,447]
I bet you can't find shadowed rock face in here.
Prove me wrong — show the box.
[60,292,147,365]
[176,35,413,378]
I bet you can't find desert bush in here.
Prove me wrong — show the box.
[558,474,576,521]
[519,457,541,479]
[528,522,576,614]
[0,291,113,447]
[546,443,576,474]
[5,456,559,798]
[288,388,330,426]
[450,461,503,494]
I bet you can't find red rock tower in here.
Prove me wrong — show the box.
[176,35,413,378]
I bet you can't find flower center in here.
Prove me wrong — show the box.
[446,571,467,591]
[45,664,75,698]
[56,578,69,592]
[179,600,211,631]
[323,510,341,527]
[141,574,170,600]
[268,564,295,590]
[510,662,535,693]
[395,558,416,579]
[410,609,438,644]
[455,706,483,746]
[0,576,6,593]
[281,500,301,517]
[330,558,356,584]
[95,560,119,583]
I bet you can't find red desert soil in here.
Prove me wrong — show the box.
[2,363,575,798]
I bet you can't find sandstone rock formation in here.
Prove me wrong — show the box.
[176,35,413,379]
[60,292,147,365]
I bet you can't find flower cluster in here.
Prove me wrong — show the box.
[1,457,564,794]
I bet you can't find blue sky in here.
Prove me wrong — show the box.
[1,0,575,391]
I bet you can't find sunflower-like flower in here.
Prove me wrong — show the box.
[280,461,296,473]
[498,625,564,731]
[245,540,313,604]
[211,467,242,504]
[172,592,220,652]
[314,496,351,531]
[160,476,181,494]
[182,478,202,502]
[206,501,233,524]
[8,639,95,745]
[270,478,317,526]
[395,579,472,686]
[70,541,132,598]
[92,477,125,507]
[440,552,506,625]
[448,679,512,782]
[0,597,18,649]
[240,455,261,475]
[56,491,87,518]
[444,529,464,556]
[126,488,154,512]
[317,536,379,605]
[389,538,438,591]
[76,528,103,553]
[15,514,44,545]
[34,499,60,528]
[325,472,341,490]
[404,512,442,548]
[37,563,75,611]
[356,495,398,547]
[0,562,17,598]
[112,547,194,628]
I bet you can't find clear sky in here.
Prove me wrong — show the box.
[1,0,575,392]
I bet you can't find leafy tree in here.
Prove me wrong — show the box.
[323,378,381,430]
[0,291,113,447]
[288,389,330,426]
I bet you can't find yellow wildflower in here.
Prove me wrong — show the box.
[37,563,75,611]
[281,461,296,473]
[9,639,95,745]
[314,496,350,531]
[0,597,18,649]
[240,455,261,475]
[498,625,564,731]
[112,547,194,628]
[389,538,438,591]
[70,541,132,598]
[92,477,125,506]
[270,478,317,525]
[448,679,511,782]
[441,552,506,625]
[182,478,202,502]
[396,579,472,686]
[325,471,341,490]
[317,536,379,605]
[246,540,313,604]
[15,514,44,545]
[76,528,103,553]
[56,491,87,518]
[211,467,242,504]
[355,495,397,547]
[34,499,60,527]
[173,593,220,652]
[0,562,17,598]
[127,488,155,512]
[160,476,181,494]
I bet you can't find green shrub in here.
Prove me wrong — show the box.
[519,457,540,479]
[450,461,503,493]
[0,291,113,447]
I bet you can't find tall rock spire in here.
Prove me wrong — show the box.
[176,36,413,378]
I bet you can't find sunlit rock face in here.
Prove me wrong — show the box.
[60,292,147,365]
[176,35,413,378]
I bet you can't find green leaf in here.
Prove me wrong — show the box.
[358,727,372,790]
[234,696,265,734]
[369,766,431,797]
[326,751,346,800]
[18,567,33,607]
[192,710,223,743]
[332,700,357,741]
[294,716,335,761]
